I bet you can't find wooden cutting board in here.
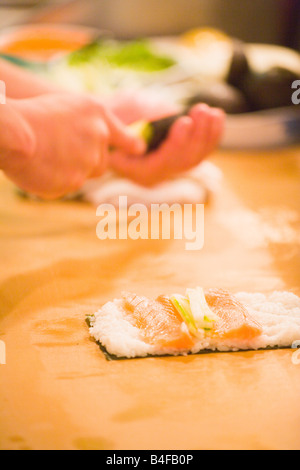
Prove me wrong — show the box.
[0,148,299,450]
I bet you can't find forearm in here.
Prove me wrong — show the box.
[0,58,60,99]
[0,99,35,171]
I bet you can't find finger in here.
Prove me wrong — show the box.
[167,116,194,147]
[111,116,195,185]
[150,116,194,174]
[110,145,173,186]
[205,109,225,155]
[141,116,193,163]
[110,108,220,186]
[89,145,109,178]
[103,108,146,155]
[180,104,212,168]
[85,120,108,176]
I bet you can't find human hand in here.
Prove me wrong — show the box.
[2,93,145,199]
[108,93,225,186]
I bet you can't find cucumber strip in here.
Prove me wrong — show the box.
[170,294,203,338]
[128,113,185,152]
[128,120,153,144]
[186,287,219,330]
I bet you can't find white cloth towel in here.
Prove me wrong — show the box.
[80,161,222,206]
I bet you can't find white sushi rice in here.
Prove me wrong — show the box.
[90,300,155,358]
[89,291,300,358]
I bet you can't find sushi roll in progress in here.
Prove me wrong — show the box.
[88,288,300,359]
[129,114,184,152]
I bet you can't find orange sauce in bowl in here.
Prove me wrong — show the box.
[0,24,98,61]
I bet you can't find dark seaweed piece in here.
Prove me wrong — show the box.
[184,82,250,115]
[241,66,300,111]
[95,341,291,362]
[86,316,94,328]
[227,40,251,89]
[147,114,184,152]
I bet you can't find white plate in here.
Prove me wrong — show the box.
[223,107,300,149]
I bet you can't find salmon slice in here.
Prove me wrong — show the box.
[123,293,194,350]
[205,289,263,340]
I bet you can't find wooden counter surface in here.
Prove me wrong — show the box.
[0,147,299,450]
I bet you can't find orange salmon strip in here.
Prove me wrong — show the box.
[122,289,263,350]
[205,289,263,340]
[123,293,194,350]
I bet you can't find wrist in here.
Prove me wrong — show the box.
[0,58,60,99]
[0,98,35,172]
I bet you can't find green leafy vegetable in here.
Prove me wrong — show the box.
[68,39,176,72]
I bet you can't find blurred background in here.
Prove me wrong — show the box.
[0,0,299,49]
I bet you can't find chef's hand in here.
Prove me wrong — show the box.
[107,91,225,186]
[0,94,145,199]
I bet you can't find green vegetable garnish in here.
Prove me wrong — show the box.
[170,287,220,338]
[186,287,219,331]
[170,294,203,338]
[68,39,176,72]
[128,114,184,152]
[128,120,154,144]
